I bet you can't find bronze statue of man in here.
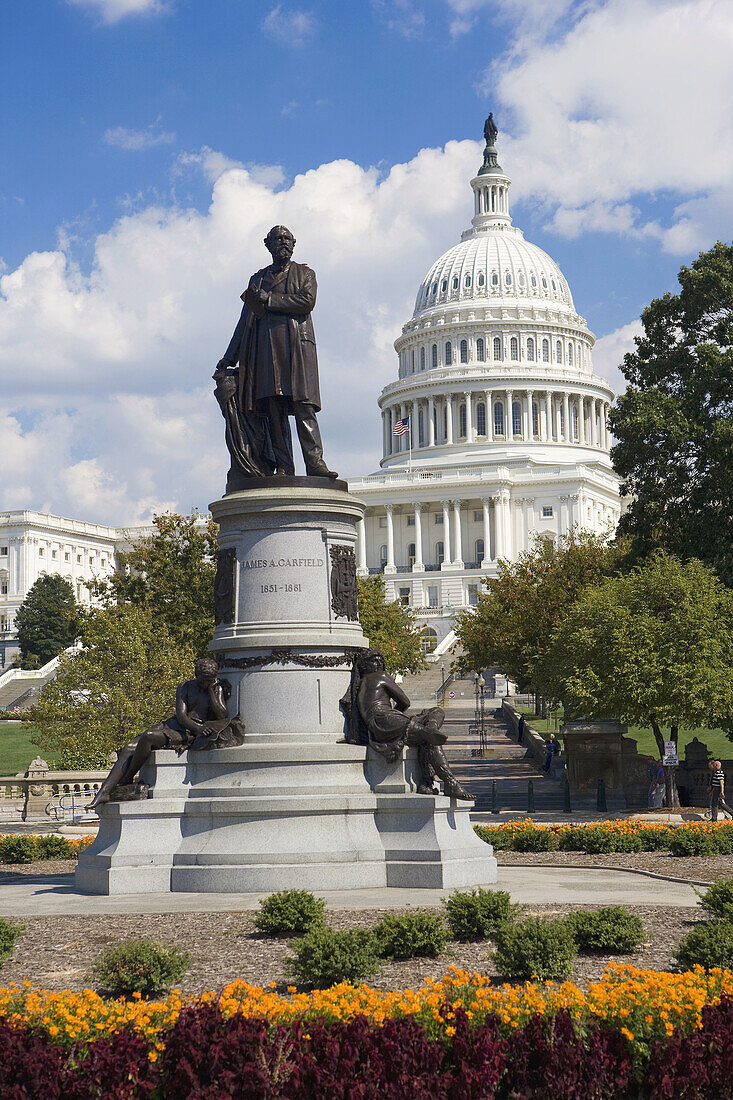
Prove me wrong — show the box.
[88,657,245,809]
[215,225,338,482]
[341,648,473,800]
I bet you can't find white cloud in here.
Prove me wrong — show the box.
[67,0,171,23]
[372,0,426,38]
[592,318,643,395]
[104,122,176,152]
[261,5,315,47]
[0,141,480,524]
[488,0,733,253]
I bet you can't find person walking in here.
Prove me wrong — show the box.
[543,733,559,775]
[708,760,733,822]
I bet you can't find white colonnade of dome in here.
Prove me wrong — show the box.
[347,121,622,653]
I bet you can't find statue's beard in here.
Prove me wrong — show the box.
[272,246,293,268]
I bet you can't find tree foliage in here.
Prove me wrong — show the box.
[539,551,733,762]
[610,241,733,582]
[31,604,194,768]
[356,576,425,675]
[454,532,622,691]
[97,512,218,657]
[15,574,82,667]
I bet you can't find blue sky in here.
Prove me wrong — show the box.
[1,0,731,524]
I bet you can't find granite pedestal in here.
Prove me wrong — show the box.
[76,482,497,895]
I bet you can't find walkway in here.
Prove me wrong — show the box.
[0,866,698,917]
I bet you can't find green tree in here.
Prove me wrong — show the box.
[610,241,733,582]
[539,552,733,807]
[31,604,194,768]
[356,576,425,675]
[98,512,218,657]
[454,531,622,693]
[15,574,82,667]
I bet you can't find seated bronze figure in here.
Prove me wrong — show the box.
[341,648,472,801]
[88,657,245,809]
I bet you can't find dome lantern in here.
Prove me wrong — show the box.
[467,114,512,235]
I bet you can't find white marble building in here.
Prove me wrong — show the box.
[348,130,622,654]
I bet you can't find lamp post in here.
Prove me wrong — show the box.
[473,672,487,752]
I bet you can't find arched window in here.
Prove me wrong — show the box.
[542,338,549,362]
[542,276,547,289]
[459,403,467,437]
[445,342,453,366]
[420,346,425,370]
[464,274,471,289]
[408,542,416,566]
[493,336,502,360]
[532,402,539,437]
[460,339,468,364]
[431,343,437,369]
[476,401,486,436]
[475,538,485,565]
[568,343,573,365]
[505,271,512,286]
[476,337,485,362]
[441,278,447,292]
[551,279,557,291]
[380,545,388,567]
[494,401,504,435]
[491,271,498,287]
[518,271,525,286]
[436,541,445,565]
[572,406,579,440]
[530,273,537,288]
[478,272,485,287]
[556,340,563,364]
[512,401,522,436]
[452,276,459,290]
[510,337,519,361]
[527,337,535,362]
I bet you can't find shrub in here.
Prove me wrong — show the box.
[92,937,191,997]
[0,918,25,965]
[375,912,449,960]
[286,927,379,988]
[675,920,733,971]
[669,828,715,857]
[0,1019,65,1099]
[0,834,38,863]
[646,995,733,1100]
[711,825,733,855]
[35,835,76,861]
[566,907,644,954]
[512,826,559,852]
[636,825,674,851]
[443,888,515,941]
[494,916,576,980]
[697,879,733,920]
[474,824,515,850]
[62,1027,159,1099]
[558,825,641,854]
[254,889,326,936]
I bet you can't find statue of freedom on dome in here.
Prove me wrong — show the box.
[484,113,498,148]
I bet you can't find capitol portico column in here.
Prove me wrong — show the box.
[563,392,570,442]
[496,488,511,560]
[453,500,464,568]
[526,388,534,439]
[428,396,436,446]
[486,390,494,441]
[506,389,514,441]
[445,394,454,445]
[413,504,424,571]
[440,500,452,567]
[464,391,473,442]
[399,403,407,451]
[481,498,491,568]
[356,518,368,577]
[544,392,551,441]
[523,497,534,555]
[385,505,396,574]
[412,399,419,446]
[600,402,607,449]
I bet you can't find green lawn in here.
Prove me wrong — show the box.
[516,707,733,760]
[0,722,51,776]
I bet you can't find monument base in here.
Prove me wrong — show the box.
[76,744,497,895]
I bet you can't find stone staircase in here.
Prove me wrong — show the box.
[0,646,79,710]
[441,706,568,815]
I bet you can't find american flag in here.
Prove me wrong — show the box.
[393,417,410,436]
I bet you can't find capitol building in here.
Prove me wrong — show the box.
[0,122,622,670]
[348,123,622,657]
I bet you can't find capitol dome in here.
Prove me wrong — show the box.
[348,118,621,654]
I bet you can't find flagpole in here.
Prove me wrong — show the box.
[408,416,412,474]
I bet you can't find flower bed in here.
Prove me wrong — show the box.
[0,834,94,863]
[1,966,733,1097]
[475,819,733,856]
